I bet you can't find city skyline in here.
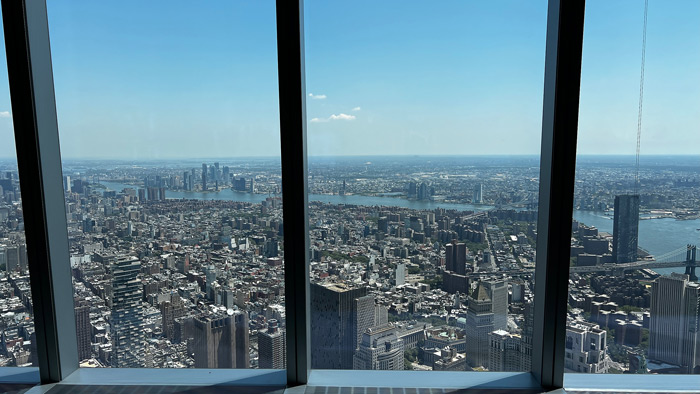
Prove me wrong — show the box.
[1,149,699,372]
[2,154,700,163]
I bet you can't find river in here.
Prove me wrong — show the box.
[99,181,493,212]
[572,211,700,275]
[100,181,699,275]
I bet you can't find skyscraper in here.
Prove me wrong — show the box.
[465,279,508,368]
[374,304,388,327]
[563,321,609,373]
[310,283,370,369]
[377,217,389,234]
[473,183,483,204]
[5,245,19,273]
[648,273,700,373]
[445,241,467,275]
[110,256,145,368]
[612,194,639,263]
[160,293,186,341]
[354,295,376,354]
[193,311,249,369]
[445,243,455,272]
[205,264,217,301]
[442,241,468,294]
[183,171,190,191]
[488,330,522,372]
[63,175,71,193]
[258,319,286,369]
[202,163,208,191]
[222,166,230,185]
[74,298,92,361]
[455,243,467,275]
[353,325,404,370]
[395,263,406,286]
[234,312,250,368]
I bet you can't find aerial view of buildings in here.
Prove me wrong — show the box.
[0,155,698,374]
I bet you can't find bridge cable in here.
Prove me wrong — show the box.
[635,0,649,195]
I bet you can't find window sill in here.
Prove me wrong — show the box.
[57,368,286,386]
[564,373,700,392]
[308,370,542,391]
[0,367,40,384]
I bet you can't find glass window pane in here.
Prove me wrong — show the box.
[566,0,700,375]
[0,11,38,368]
[47,0,285,369]
[305,0,547,372]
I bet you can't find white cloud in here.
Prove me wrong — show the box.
[310,113,356,123]
[352,107,361,112]
[0,111,11,118]
[308,93,327,100]
[329,113,356,121]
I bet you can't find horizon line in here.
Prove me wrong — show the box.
[1,153,700,162]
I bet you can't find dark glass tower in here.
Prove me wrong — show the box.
[612,195,640,263]
[310,283,371,369]
[193,311,249,369]
[110,256,144,367]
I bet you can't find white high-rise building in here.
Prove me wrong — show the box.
[395,263,406,286]
[353,325,404,370]
[649,273,700,373]
[563,321,608,373]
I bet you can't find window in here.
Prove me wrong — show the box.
[305,0,547,374]
[565,0,700,377]
[0,10,37,369]
[2,0,698,392]
[47,0,285,370]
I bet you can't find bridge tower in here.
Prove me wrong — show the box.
[684,244,697,281]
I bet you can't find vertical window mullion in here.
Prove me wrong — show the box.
[276,0,310,386]
[1,0,78,383]
[533,0,586,390]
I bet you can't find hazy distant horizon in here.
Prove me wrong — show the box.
[2,153,699,164]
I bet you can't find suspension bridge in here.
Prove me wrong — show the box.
[465,245,698,281]
[569,244,698,280]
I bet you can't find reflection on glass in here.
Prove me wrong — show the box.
[48,1,284,368]
[567,0,700,374]
[0,12,38,367]
[305,0,546,371]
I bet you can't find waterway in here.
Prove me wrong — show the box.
[573,211,700,275]
[99,181,493,212]
[100,181,700,275]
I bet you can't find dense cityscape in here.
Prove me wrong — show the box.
[0,156,698,374]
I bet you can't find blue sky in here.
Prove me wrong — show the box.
[0,0,699,159]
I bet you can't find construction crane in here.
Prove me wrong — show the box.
[634,0,649,194]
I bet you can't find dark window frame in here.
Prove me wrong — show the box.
[6,0,697,392]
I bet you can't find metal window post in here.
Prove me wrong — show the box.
[2,0,78,383]
[533,0,586,390]
[276,0,310,387]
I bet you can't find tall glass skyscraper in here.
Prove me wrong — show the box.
[612,195,640,264]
